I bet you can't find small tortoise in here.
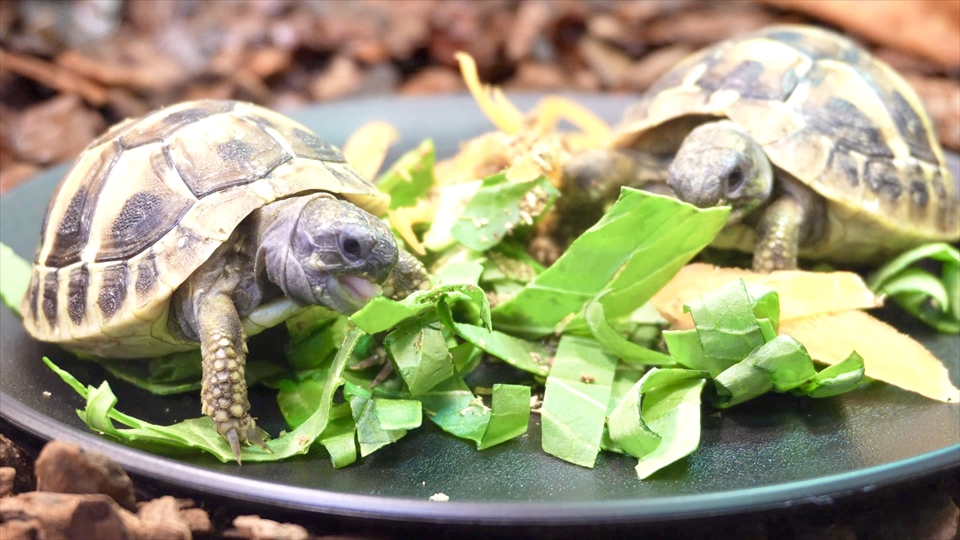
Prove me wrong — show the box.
[20,100,425,460]
[565,25,959,271]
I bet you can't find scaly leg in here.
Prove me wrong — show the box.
[197,293,269,462]
[753,195,806,272]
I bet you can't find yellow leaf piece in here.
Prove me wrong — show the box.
[455,52,524,135]
[781,311,960,403]
[533,96,611,144]
[651,263,882,329]
[388,205,430,256]
[342,121,400,181]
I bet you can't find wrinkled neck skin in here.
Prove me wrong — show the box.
[668,120,773,224]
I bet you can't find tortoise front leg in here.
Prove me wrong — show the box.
[753,195,806,272]
[197,293,269,462]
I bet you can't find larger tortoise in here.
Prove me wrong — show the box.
[565,25,960,271]
[21,100,413,460]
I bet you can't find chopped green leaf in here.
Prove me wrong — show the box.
[662,330,708,371]
[374,398,423,430]
[608,369,706,460]
[385,319,454,396]
[869,243,960,334]
[351,281,491,335]
[634,376,707,479]
[347,383,408,457]
[799,351,866,398]
[684,279,766,377]
[285,306,339,342]
[377,139,435,209]
[286,316,349,370]
[451,173,558,251]
[450,322,550,376]
[0,241,31,317]
[713,335,817,408]
[318,403,357,468]
[416,375,491,445]
[43,328,362,462]
[277,372,327,429]
[540,336,618,468]
[492,189,728,337]
[478,384,530,449]
[584,290,675,365]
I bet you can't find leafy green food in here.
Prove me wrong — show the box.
[385,319,454,396]
[712,335,816,408]
[632,375,707,479]
[608,369,706,460]
[868,243,960,334]
[491,189,728,337]
[540,336,618,468]
[798,351,866,398]
[374,398,423,430]
[584,291,675,366]
[346,382,409,457]
[451,173,558,251]
[448,322,550,376]
[351,281,491,335]
[377,139,435,209]
[479,384,531,449]
[318,403,358,468]
[670,278,865,411]
[43,328,362,462]
[0,241,30,317]
[416,374,491,445]
[683,279,766,377]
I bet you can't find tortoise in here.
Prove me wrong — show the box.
[20,99,426,461]
[564,24,960,271]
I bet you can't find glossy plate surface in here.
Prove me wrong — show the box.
[1,95,958,524]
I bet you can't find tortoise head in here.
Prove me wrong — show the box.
[258,194,398,314]
[667,120,773,224]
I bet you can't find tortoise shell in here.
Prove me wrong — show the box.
[21,99,388,356]
[611,25,959,260]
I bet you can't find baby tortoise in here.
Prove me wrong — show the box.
[565,25,959,271]
[21,99,427,461]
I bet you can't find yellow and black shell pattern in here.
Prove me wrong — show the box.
[21,99,388,356]
[611,25,959,260]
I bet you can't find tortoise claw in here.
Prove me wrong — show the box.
[227,429,242,464]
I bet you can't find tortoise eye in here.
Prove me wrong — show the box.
[340,236,363,260]
[725,167,746,194]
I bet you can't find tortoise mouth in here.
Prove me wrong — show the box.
[324,275,382,314]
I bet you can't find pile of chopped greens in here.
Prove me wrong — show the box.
[1,134,884,478]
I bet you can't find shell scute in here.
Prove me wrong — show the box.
[42,142,121,268]
[118,101,235,149]
[168,114,291,197]
[92,146,196,263]
[97,263,128,321]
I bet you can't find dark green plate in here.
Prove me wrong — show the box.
[1,95,958,525]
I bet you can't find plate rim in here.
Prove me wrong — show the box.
[1,94,958,525]
[3,392,958,524]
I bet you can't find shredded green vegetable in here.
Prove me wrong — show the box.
[4,129,882,478]
[869,243,960,334]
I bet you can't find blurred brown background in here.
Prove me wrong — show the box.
[0,0,958,194]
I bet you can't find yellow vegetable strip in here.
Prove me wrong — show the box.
[388,206,428,256]
[533,96,611,143]
[781,311,960,403]
[455,52,524,135]
[651,263,882,329]
[342,121,400,181]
